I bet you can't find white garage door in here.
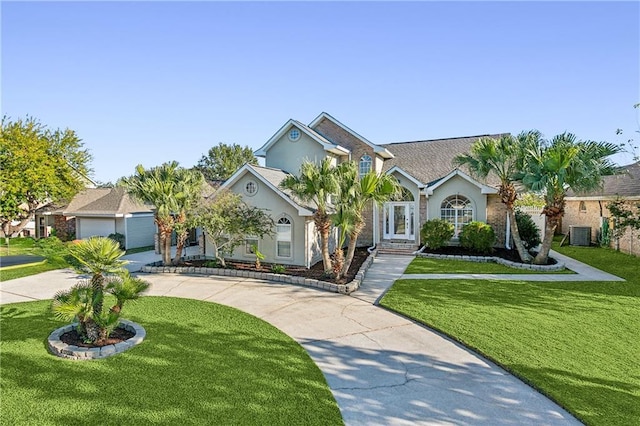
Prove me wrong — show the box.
[78,218,115,239]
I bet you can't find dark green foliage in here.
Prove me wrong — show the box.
[195,142,258,181]
[271,264,286,274]
[459,221,495,253]
[514,209,541,250]
[420,219,454,249]
[108,232,126,250]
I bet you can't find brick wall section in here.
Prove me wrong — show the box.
[313,118,376,245]
[486,195,507,248]
[564,199,640,256]
[53,215,76,241]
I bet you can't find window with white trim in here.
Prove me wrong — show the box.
[440,195,474,237]
[359,155,372,177]
[245,180,258,196]
[276,216,292,258]
[245,237,258,255]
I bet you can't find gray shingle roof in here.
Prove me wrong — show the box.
[567,161,640,198]
[247,164,316,213]
[64,187,154,215]
[382,134,507,186]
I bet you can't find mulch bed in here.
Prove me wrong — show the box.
[60,327,135,348]
[422,246,558,265]
[179,247,372,285]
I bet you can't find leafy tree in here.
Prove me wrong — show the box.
[0,116,92,239]
[333,161,400,279]
[519,132,621,264]
[280,158,339,275]
[455,134,533,262]
[122,162,204,265]
[57,237,147,344]
[194,191,274,268]
[195,143,258,181]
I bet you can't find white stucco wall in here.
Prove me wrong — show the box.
[264,127,333,174]
[426,175,488,223]
[219,171,310,267]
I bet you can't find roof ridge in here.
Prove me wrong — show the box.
[385,133,508,146]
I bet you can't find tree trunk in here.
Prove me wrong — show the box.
[534,215,559,265]
[84,319,101,343]
[333,247,344,280]
[341,223,365,277]
[315,212,333,275]
[173,230,188,265]
[507,208,533,263]
[163,233,172,266]
[91,274,104,317]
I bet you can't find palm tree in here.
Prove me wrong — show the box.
[454,134,533,263]
[67,237,128,342]
[280,158,339,275]
[519,132,621,264]
[334,161,400,278]
[106,272,150,314]
[122,162,204,266]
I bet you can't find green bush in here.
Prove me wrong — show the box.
[459,221,495,254]
[515,209,542,250]
[421,219,455,249]
[271,264,286,274]
[108,232,126,250]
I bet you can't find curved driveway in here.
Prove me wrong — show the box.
[0,253,580,425]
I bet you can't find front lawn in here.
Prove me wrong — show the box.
[0,297,342,425]
[405,256,575,274]
[380,246,639,426]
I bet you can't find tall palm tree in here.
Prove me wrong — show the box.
[455,134,533,263]
[519,132,621,264]
[122,162,203,265]
[334,161,400,278]
[280,158,338,275]
[67,237,128,342]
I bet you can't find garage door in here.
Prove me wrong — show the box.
[78,218,115,239]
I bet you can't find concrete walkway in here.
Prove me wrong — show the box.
[0,251,583,425]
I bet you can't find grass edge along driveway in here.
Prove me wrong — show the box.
[0,296,343,425]
[380,245,639,426]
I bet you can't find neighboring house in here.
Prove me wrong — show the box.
[35,187,156,250]
[212,112,509,267]
[564,161,640,256]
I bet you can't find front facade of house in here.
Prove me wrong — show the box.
[35,188,156,250]
[564,161,640,257]
[215,112,507,267]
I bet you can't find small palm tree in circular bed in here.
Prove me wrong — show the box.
[51,237,149,345]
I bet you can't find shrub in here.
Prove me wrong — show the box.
[421,219,455,250]
[271,264,286,274]
[108,232,126,250]
[459,221,495,254]
[515,209,542,250]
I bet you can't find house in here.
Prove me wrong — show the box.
[564,161,640,256]
[211,112,509,267]
[35,187,156,250]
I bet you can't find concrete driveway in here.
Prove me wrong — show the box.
[0,253,580,425]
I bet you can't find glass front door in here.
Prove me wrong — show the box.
[384,202,415,240]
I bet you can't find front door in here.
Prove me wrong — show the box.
[384,202,415,240]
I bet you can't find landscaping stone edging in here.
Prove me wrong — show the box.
[417,252,566,271]
[140,250,378,295]
[48,319,146,360]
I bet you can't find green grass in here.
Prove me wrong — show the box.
[0,237,39,256]
[380,246,639,426]
[0,297,342,425]
[125,245,155,255]
[0,260,67,282]
[405,256,575,274]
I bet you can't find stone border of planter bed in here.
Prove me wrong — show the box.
[48,319,146,360]
[140,250,378,295]
[417,252,566,271]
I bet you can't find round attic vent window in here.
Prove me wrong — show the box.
[288,128,300,141]
[245,180,258,196]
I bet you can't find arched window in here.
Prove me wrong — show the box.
[359,155,372,177]
[579,201,587,213]
[276,216,292,258]
[440,195,474,236]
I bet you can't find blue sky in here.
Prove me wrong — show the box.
[2,1,639,183]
